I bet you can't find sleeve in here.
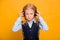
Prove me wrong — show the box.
[39,16,48,31]
[12,16,22,32]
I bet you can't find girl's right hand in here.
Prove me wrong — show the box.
[19,12,24,17]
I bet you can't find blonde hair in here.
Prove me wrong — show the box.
[22,4,39,24]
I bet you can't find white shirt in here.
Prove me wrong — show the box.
[12,16,48,32]
[27,18,36,28]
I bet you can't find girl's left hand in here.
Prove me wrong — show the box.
[36,11,40,18]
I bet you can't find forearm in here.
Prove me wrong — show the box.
[39,16,48,31]
[12,16,22,32]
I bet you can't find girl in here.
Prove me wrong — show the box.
[12,4,48,40]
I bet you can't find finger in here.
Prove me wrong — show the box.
[37,11,40,13]
[37,11,40,15]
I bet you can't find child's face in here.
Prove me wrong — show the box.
[25,8,35,21]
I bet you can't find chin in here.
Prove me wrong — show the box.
[28,19,32,21]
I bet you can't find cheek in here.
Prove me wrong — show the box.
[25,15,29,18]
[31,14,35,17]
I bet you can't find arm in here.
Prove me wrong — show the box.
[12,16,22,32]
[39,16,48,31]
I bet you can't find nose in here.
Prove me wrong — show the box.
[28,15,31,18]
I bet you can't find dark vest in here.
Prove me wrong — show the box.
[22,21,39,40]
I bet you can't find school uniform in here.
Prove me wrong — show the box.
[12,16,48,40]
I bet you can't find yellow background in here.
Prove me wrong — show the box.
[0,0,60,40]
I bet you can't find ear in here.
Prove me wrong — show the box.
[34,14,39,23]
